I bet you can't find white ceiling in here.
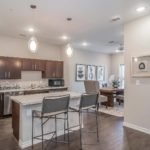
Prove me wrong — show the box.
[0,0,150,53]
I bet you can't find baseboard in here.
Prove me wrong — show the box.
[123,122,150,135]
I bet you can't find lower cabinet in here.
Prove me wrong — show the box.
[0,94,4,118]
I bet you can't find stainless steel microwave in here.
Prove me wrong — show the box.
[48,79,64,87]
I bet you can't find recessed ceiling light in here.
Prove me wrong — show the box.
[82,42,88,46]
[28,28,34,32]
[61,35,68,40]
[136,7,146,12]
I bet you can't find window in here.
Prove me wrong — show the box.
[119,64,125,88]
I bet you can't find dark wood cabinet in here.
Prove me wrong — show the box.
[0,56,63,79]
[7,58,22,79]
[0,57,7,79]
[0,57,21,79]
[56,61,63,78]
[0,94,4,118]
[22,59,33,71]
[45,61,63,78]
[33,60,45,71]
[22,59,46,71]
[45,61,56,78]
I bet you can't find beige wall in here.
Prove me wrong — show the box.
[61,48,111,92]
[0,35,61,60]
[110,53,124,77]
[124,15,150,132]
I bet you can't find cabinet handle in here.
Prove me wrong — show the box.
[35,64,36,70]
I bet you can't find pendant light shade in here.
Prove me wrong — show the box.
[66,44,73,57]
[28,37,38,53]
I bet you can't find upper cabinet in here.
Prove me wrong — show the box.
[0,57,63,79]
[22,59,45,71]
[45,61,63,78]
[56,61,63,78]
[0,57,21,79]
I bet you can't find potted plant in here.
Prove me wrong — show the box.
[112,79,120,88]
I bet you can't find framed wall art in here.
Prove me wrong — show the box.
[97,66,105,81]
[76,64,86,81]
[131,55,150,77]
[87,65,96,80]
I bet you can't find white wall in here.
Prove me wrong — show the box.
[110,53,124,76]
[61,48,111,93]
[124,15,150,132]
[0,35,62,84]
[0,35,61,60]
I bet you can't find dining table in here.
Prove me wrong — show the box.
[100,87,124,107]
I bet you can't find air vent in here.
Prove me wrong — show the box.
[108,41,115,44]
[111,16,121,22]
[30,5,37,9]
[66,17,72,21]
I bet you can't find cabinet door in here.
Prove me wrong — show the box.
[7,58,22,79]
[22,59,33,71]
[34,60,46,71]
[0,57,7,79]
[55,61,63,78]
[0,94,4,118]
[45,61,56,78]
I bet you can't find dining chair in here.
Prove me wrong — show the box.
[84,80,108,108]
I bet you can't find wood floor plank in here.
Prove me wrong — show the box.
[0,112,150,150]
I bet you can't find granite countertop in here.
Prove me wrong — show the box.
[11,91,81,106]
[0,86,68,93]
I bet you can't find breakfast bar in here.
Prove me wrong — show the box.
[11,91,81,149]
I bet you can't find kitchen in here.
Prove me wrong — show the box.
[0,56,67,118]
[1,0,150,150]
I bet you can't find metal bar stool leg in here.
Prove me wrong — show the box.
[55,115,57,143]
[95,109,99,142]
[32,113,34,149]
[41,117,44,150]
[64,113,66,140]
[79,110,83,150]
[67,112,70,146]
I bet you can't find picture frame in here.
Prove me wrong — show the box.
[76,64,86,81]
[87,65,96,80]
[131,55,150,77]
[97,66,105,81]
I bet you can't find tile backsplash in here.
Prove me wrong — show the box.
[0,71,48,89]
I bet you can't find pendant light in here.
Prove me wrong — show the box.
[28,4,38,53]
[28,37,38,53]
[66,44,73,57]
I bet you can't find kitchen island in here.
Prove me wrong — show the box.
[11,91,81,149]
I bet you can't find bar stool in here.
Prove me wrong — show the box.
[32,94,70,150]
[70,93,99,150]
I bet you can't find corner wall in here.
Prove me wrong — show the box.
[110,53,124,76]
[124,15,150,132]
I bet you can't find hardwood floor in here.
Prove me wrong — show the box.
[0,113,150,150]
